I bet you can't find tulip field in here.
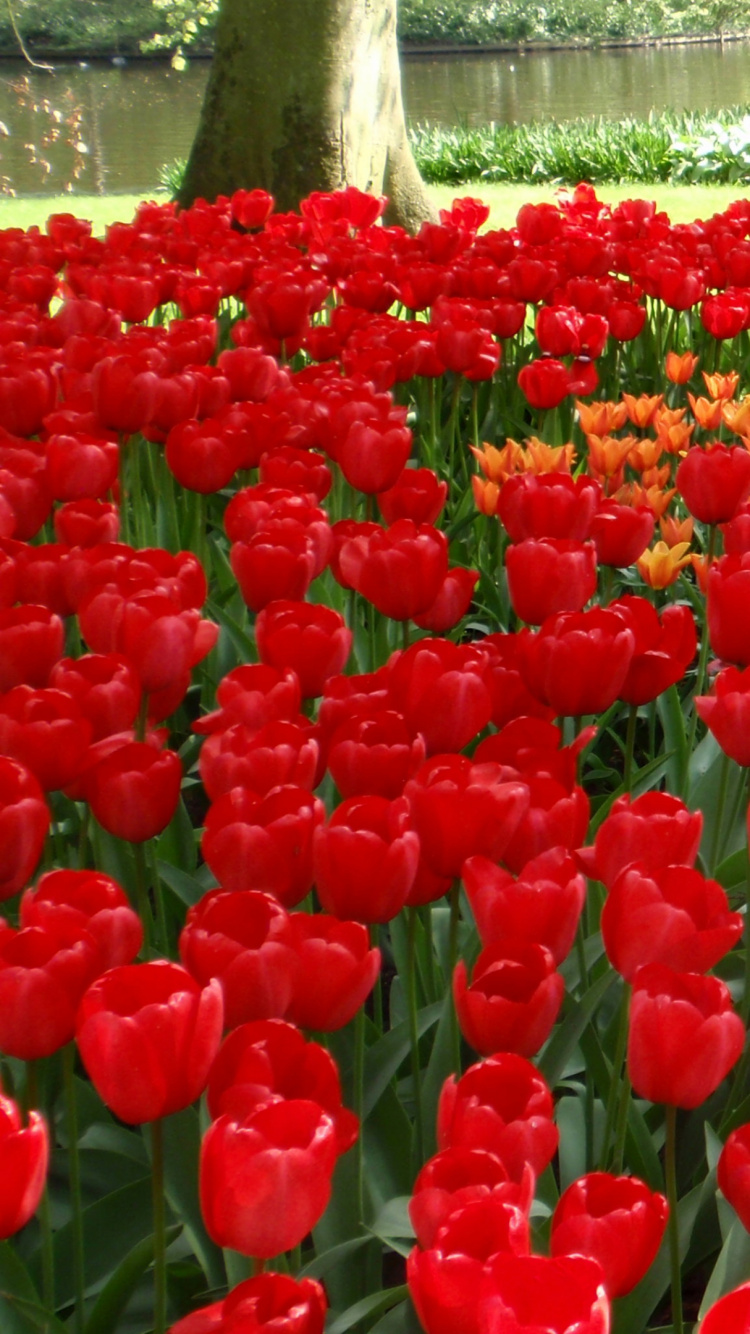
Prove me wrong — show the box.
[5,180,750,1334]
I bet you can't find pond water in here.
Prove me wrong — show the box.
[2,40,750,196]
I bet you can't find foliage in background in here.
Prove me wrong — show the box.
[398,0,750,43]
[409,105,750,184]
[1,0,749,63]
[0,0,159,58]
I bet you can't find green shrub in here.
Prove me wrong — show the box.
[409,104,750,185]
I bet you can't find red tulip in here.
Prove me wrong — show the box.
[517,607,636,717]
[677,442,750,525]
[438,1052,558,1183]
[601,864,743,981]
[20,868,142,970]
[76,960,224,1123]
[454,941,564,1057]
[255,601,351,699]
[480,1254,610,1334]
[463,848,585,965]
[200,1099,338,1257]
[0,757,49,901]
[0,1095,48,1240]
[708,553,750,666]
[506,538,598,625]
[283,912,381,1031]
[405,756,529,881]
[697,1281,750,1333]
[84,741,183,843]
[180,889,297,1029]
[168,1271,326,1334]
[718,1124,750,1232]
[409,1146,534,1250]
[695,666,750,765]
[206,1018,358,1155]
[326,710,426,799]
[387,639,493,757]
[338,520,448,622]
[0,605,64,691]
[313,795,419,924]
[577,791,702,888]
[201,785,325,906]
[498,473,600,543]
[550,1171,668,1297]
[198,720,319,801]
[627,962,745,1109]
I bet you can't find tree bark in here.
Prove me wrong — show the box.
[177,0,437,232]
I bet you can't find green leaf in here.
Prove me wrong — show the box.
[299,1236,371,1282]
[418,992,457,1161]
[83,1225,181,1334]
[28,1178,154,1308]
[656,682,689,794]
[154,797,197,874]
[616,1182,705,1334]
[156,861,213,908]
[368,1298,422,1334]
[328,1286,409,1334]
[538,969,617,1089]
[158,1108,226,1290]
[369,1197,414,1245]
[363,1003,442,1119]
[0,1243,66,1334]
[365,1083,415,1214]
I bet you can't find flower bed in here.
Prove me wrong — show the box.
[1,180,750,1334]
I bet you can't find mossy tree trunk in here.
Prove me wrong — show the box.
[177,0,436,232]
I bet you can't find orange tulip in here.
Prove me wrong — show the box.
[523,437,576,475]
[470,440,524,484]
[587,433,638,478]
[655,420,694,455]
[627,437,665,472]
[641,464,673,491]
[660,513,694,547]
[629,482,677,519]
[702,369,740,402]
[637,541,692,589]
[722,398,750,435]
[576,399,629,435]
[622,393,664,428]
[687,394,724,430]
[665,350,699,384]
[690,553,710,594]
[471,474,501,516]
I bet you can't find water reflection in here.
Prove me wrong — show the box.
[1,42,750,195]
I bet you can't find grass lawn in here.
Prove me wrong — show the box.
[0,182,748,235]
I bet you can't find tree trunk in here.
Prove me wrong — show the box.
[177,0,437,233]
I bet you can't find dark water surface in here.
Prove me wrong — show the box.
[2,42,749,195]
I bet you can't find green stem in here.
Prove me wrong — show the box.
[448,882,462,1075]
[736,816,741,1024]
[684,522,718,798]
[623,704,638,794]
[743,820,750,1027]
[612,1068,632,1176]
[665,1105,684,1334]
[27,1063,54,1311]
[133,840,153,954]
[354,1005,366,1229]
[420,903,438,1003]
[600,984,631,1171]
[147,841,170,959]
[407,908,426,1169]
[708,749,732,875]
[151,1118,167,1334]
[63,1045,86,1334]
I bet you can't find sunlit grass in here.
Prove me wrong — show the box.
[0,181,746,237]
